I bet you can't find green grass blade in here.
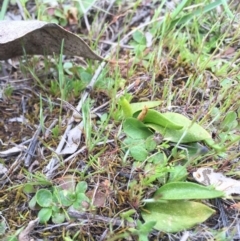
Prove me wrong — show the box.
[170,0,223,29]
[0,0,9,20]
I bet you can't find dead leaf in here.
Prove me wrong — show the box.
[86,190,107,207]
[54,175,76,192]
[59,123,82,155]
[193,168,240,196]
[0,145,27,157]
[67,7,79,25]
[230,202,240,210]
[0,20,104,61]
[137,106,148,121]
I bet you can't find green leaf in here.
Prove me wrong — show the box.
[52,211,66,224]
[142,200,215,233]
[168,166,188,182]
[129,145,148,162]
[154,182,224,200]
[129,220,156,241]
[147,152,167,164]
[76,192,89,203]
[38,207,52,223]
[147,112,211,143]
[130,101,161,114]
[80,71,92,82]
[140,109,183,130]
[23,183,35,194]
[123,138,148,161]
[76,181,88,193]
[36,189,53,207]
[56,189,75,207]
[119,97,133,118]
[73,193,89,209]
[221,111,238,131]
[145,136,157,151]
[132,30,146,45]
[29,195,37,210]
[123,118,153,139]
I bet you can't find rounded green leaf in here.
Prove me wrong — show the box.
[132,30,146,45]
[36,189,53,207]
[141,109,183,130]
[154,182,224,200]
[52,211,66,224]
[76,193,89,203]
[146,112,211,143]
[73,193,89,209]
[123,118,153,139]
[145,136,157,151]
[57,189,75,207]
[23,184,35,194]
[130,146,148,162]
[142,200,215,233]
[76,181,88,193]
[38,207,52,223]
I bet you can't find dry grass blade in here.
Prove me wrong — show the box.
[68,208,136,228]
[18,218,39,241]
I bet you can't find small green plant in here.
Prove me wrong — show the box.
[29,181,89,224]
[3,85,14,98]
[128,220,156,241]
[52,124,61,139]
[120,98,221,164]
[118,98,228,232]
[63,230,81,241]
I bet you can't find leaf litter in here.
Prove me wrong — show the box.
[0,20,103,61]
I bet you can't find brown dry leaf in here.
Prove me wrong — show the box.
[0,20,104,61]
[137,105,148,121]
[55,175,76,192]
[67,7,79,25]
[230,202,240,210]
[86,190,107,207]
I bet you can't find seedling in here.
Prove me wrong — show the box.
[29,181,89,224]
